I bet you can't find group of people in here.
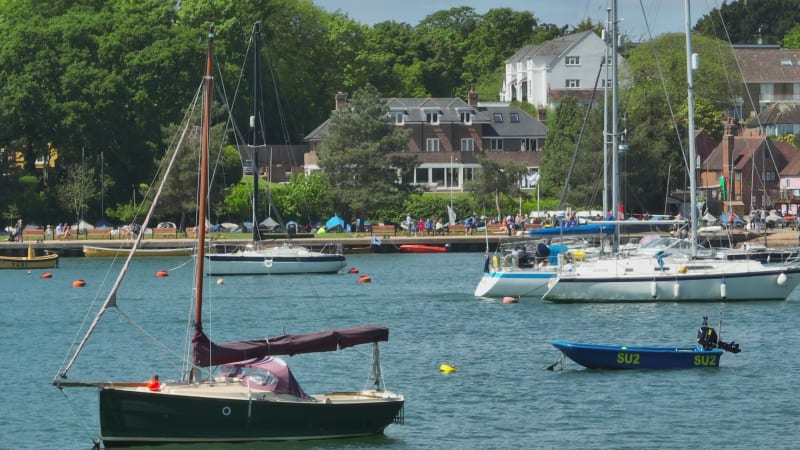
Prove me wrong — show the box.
[54,223,72,239]
[405,214,446,236]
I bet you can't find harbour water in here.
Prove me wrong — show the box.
[2,252,799,449]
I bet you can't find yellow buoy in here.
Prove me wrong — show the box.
[439,363,457,374]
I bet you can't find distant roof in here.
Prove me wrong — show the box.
[746,103,800,126]
[505,30,597,65]
[734,48,800,83]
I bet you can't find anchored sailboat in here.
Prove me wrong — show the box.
[53,26,403,447]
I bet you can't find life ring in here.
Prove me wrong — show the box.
[263,258,273,268]
[503,254,518,269]
[492,255,500,269]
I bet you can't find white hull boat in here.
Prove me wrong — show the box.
[205,243,345,275]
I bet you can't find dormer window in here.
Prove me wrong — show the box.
[566,56,580,66]
[460,111,472,125]
[780,59,792,66]
[394,111,405,125]
[493,113,503,123]
[510,112,520,123]
[426,112,440,125]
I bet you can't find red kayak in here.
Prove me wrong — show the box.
[399,244,448,253]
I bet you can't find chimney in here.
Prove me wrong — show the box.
[335,91,347,110]
[468,85,478,107]
[537,108,547,122]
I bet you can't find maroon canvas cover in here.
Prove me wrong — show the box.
[221,357,308,398]
[193,324,389,367]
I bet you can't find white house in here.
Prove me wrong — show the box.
[500,30,616,109]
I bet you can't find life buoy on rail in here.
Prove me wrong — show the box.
[503,254,518,269]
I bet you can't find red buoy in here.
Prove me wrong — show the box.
[348,267,359,274]
[156,270,169,278]
[358,275,372,283]
[40,272,53,279]
[72,279,86,288]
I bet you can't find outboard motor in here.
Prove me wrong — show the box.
[697,316,741,353]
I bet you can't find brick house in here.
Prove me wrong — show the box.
[304,89,547,191]
[699,119,798,215]
[735,45,800,120]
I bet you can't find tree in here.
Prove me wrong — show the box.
[272,172,334,225]
[465,155,528,220]
[57,164,98,224]
[316,84,414,221]
[695,0,800,45]
[540,97,584,199]
[781,23,800,48]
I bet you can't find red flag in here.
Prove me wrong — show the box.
[616,202,625,219]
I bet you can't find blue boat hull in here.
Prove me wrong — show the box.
[552,340,723,369]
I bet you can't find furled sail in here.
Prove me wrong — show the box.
[193,324,389,367]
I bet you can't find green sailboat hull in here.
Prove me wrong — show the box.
[99,387,404,446]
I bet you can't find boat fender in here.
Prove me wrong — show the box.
[777,272,787,286]
[492,255,500,270]
[40,272,53,279]
[673,283,680,298]
[72,279,86,288]
[650,280,658,299]
[678,265,688,274]
[358,275,372,283]
[156,270,169,277]
[503,254,517,269]
[720,281,727,299]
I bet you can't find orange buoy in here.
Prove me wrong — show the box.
[40,272,53,279]
[358,275,372,283]
[72,279,86,288]
[502,296,519,304]
[156,270,169,278]
[348,267,359,274]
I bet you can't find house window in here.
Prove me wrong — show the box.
[426,138,440,152]
[426,112,440,125]
[488,138,503,151]
[510,112,520,123]
[764,171,777,181]
[565,56,580,66]
[493,113,503,123]
[566,79,580,88]
[460,111,472,125]
[781,59,792,66]
[394,112,405,125]
[461,138,474,152]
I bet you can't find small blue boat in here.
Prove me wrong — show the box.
[550,317,740,370]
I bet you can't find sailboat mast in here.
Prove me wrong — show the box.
[251,21,263,243]
[195,27,214,326]
[685,0,699,257]
[610,0,620,250]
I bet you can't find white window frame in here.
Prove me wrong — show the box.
[461,138,474,152]
[426,112,440,125]
[565,56,580,66]
[460,111,472,125]
[488,138,503,151]
[394,112,405,125]
[566,79,580,88]
[426,138,440,152]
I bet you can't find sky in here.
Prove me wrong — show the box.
[314,0,726,41]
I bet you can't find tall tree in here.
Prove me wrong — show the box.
[694,0,800,45]
[316,84,414,221]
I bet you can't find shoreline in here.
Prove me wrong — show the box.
[2,228,797,257]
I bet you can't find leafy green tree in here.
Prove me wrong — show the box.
[540,97,584,199]
[317,84,415,222]
[781,23,800,48]
[695,0,800,45]
[272,172,334,225]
